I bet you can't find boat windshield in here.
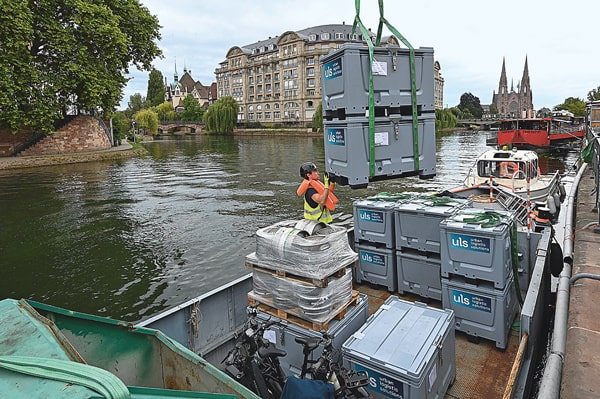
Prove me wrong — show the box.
[477,159,538,180]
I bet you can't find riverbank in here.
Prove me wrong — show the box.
[0,142,147,171]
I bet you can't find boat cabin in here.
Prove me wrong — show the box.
[474,148,540,182]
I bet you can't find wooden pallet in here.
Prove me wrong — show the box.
[248,289,360,331]
[245,261,354,288]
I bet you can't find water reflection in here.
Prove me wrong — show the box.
[0,132,578,322]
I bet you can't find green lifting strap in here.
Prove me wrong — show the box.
[352,0,420,177]
[0,355,130,399]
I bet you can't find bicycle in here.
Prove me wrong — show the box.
[222,307,288,399]
[292,331,372,399]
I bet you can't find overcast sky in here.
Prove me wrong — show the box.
[121,0,598,111]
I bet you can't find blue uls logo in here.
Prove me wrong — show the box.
[451,236,470,248]
[453,292,470,306]
[360,252,373,262]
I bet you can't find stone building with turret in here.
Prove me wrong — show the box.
[164,61,215,112]
[492,57,534,118]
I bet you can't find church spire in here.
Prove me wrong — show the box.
[499,57,508,92]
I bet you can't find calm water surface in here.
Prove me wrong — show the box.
[0,132,577,322]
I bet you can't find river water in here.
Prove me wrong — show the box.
[0,131,578,322]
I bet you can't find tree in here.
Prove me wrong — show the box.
[154,101,177,122]
[180,94,204,121]
[554,97,586,118]
[587,87,600,102]
[146,69,165,107]
[134,109,159,135]
[125,93,147,118]
[111,111,130,143]
[312,102,323,131]
[435,108,457,130]
[204,97,239,133]
[458,93,483,119]
[0,0,162,134]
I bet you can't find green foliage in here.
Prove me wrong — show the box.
[0,0,161,134]
[458,93,483,119]
[125,93,147,118]
[435,108,458,130]
[111,112,130,139]
[204,97,239,133]
[489,103,498,115]
[587,87,600,102]
[312,102,323,131]
[146,69,165,107]
[180,94,205,121]
[134,109,159,135]
[154,101,177,122]
[554,97,586,117]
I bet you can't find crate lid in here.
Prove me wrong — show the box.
[342,296,453,380]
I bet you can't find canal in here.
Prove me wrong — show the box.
[0,131,578,322]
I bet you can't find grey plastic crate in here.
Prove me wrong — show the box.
[395,196,472,253]
[353,198,398,248]
[440,208,516,289]
[342,296,455,399]
[355,242,396,292]
[324,115,436,188]
[255,293,369,377]
[441,275,519,350]
[321,44,435,114]
[396,249,442,301]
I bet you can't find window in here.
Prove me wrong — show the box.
[309,34,317,41]
[307,67,315,76]
[335,32,345,40]
[321,32,330,40]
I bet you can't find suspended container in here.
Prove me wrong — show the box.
[324,114,436,188]
[342,296,455,399]
[321,44,435,117]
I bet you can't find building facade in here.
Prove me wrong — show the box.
[434,61,444,110]
[215,24,443,126]
[492,57,534,118]
[165,62,215,112]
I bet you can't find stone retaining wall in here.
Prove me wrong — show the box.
[20,116,111,156]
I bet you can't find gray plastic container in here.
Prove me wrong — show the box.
[441,275,519,350]
[395,196,472,254]
[396,249,442,301]
[353,198,398,248]
[355,242,396,292]
[321,44,435,115]
[342,296,455,399]
[324,115,436,188]
[440,208,515,289]
[256,293,369,377]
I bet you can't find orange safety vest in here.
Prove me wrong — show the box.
[499,162,519,177]
[296,179,338,211]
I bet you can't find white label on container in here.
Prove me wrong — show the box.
[372,59,388,76]
[428,363,437,392]
[375,132,389,146]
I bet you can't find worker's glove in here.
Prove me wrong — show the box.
[323,172,330,189]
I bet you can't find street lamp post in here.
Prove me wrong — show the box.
[131,120,136,143]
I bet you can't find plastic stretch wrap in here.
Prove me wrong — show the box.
[251,268,353,323]
[250,219,358,279]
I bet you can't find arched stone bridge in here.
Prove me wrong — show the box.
[158,121,204,134]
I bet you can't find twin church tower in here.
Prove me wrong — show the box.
[492,57,534,118]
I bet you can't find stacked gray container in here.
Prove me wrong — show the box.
[439,208,520,349]
[320,43,437,188]
[352,194,412,292]
[394,196,472,301]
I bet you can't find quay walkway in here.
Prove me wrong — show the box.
[561,165,600,397]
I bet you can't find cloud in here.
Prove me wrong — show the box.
[120,0,599,110]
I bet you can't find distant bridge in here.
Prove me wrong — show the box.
[455,119,501,130]
[158,121,204,134]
